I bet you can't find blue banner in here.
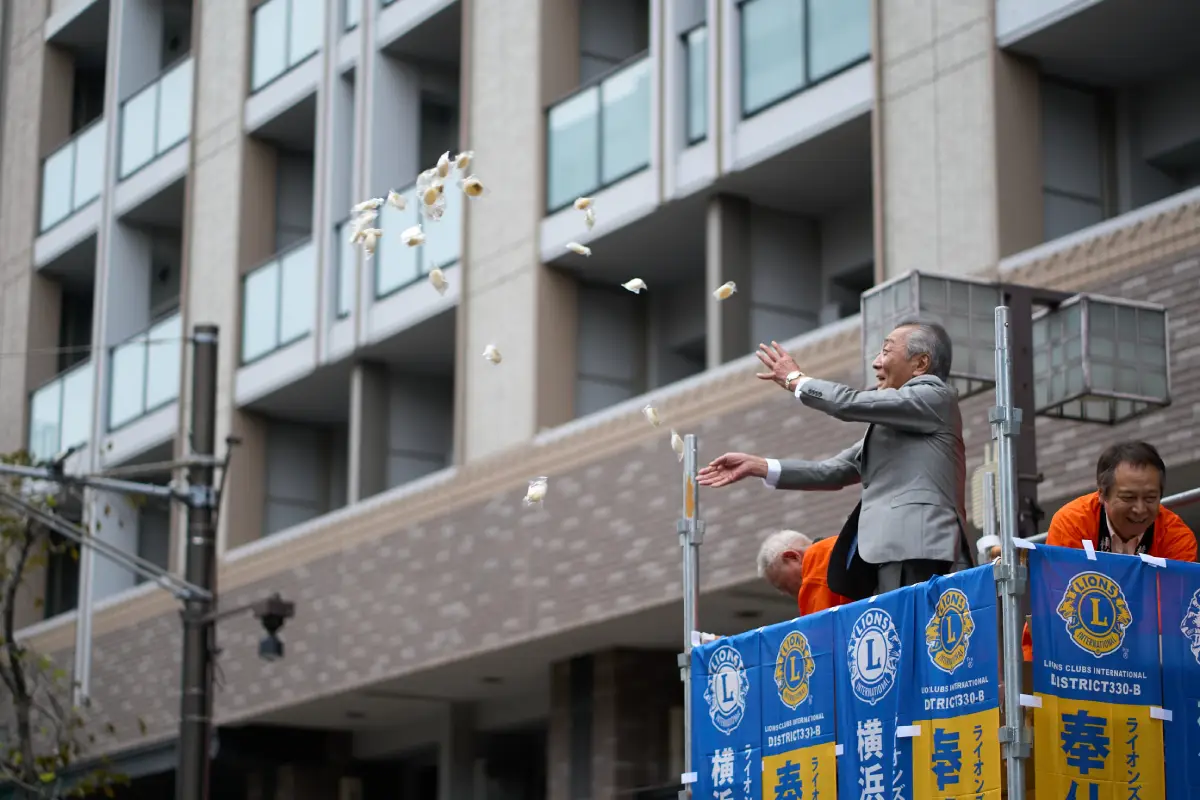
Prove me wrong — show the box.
[1029,544,1164,799]
[834,585,917,800]
[905,566,1002,799]
[760,609,838,799]
[1159,558,1200,799]
[692,629,762,800]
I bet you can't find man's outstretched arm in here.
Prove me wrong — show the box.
[794,378,950,434]
[766,441,863,491]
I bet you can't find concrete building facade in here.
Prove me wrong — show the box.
[2,0,1200,797]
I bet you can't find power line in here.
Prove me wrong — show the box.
[0,336,187,360]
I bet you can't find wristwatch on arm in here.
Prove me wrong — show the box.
[784,370,803,391]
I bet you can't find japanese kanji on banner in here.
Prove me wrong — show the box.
[905,565,1002,799]
[1029,544,1165,800]
[760,608,839,800]
[1158,558,1200,799]
[691,629,762,800]
[834,584,917,800]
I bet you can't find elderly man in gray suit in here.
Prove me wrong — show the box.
[698,321,969,597]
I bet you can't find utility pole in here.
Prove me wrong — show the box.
[177,324,219,800]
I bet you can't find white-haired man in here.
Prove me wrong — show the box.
[757,530,850,616]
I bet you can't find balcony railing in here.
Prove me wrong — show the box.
[108,311,183,431]
[29,359,93,464]
[739,0,870,118]
[375,182,462,299]
[39,118,105,233]
[545,53,652,214]
[252,0,323,93]
[684,25,708,145]
[335,217,356,318]
[241,238,316,364]
[118,57,194,179]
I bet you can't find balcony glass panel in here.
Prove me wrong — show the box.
[40,146,75,232]
[376,188,420,297]
[545,54,650,213]
[375,184,463,298]
[335,219,356,318]
[808,0,870,81]
[344,0,360,30]
[39,120,109,233]
[741,0,869,118]
[252,0,322,92]
[156,59,194,152]
[29,360,94,463]
[119,58,194,179]
[685,26,708,145]
[241,239,315,364]
[600,58,652,185]
[144,313,183,410]
[279,242,316,344]
[109,311,182,430]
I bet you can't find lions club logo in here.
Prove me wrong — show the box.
[1179,588,1200,665]
[774,631,816,710]
[703,645,749,734]
[847,608,902,706]
[1057,571,1133,658]
[925,588,976,674]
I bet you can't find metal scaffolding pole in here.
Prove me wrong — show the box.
[677,434,703,799]
[990,307,1031,798]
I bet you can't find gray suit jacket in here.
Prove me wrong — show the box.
[776,375,967,565]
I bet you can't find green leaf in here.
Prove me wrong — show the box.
[39,771,56,783]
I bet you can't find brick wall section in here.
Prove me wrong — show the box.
[19,242,1200,759]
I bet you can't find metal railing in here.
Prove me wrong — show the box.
[738,0,869,118]
[374,181,462,299]
[251,0,323,92]
[118,57,194,179]
[108,311,183,431]
[545,52,652,213]
[683,24,708,146]
[39,118,105,233]
[240,237,316,364]
[1026,486,1200,544]
[28,360,94,463]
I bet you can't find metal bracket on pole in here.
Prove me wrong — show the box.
[998,724,1033,759]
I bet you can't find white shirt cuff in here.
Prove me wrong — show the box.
[763,458,782,489]
[793,376,812,399]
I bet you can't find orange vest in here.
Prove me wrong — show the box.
[1022,492,1198,661]
[798,537,853,616]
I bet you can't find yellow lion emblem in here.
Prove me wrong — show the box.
[1057,571,1133,658]
[925,588,975,674]
[774,631,816,710]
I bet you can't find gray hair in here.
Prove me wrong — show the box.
[756,530,813,577]
[897,319,953,381]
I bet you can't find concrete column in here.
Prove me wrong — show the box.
[459,0,580,462]
[705,193,751,368]
[347,360,389,503]
[873,0,1042,281]
[439,702,477,800]
[88,489,139,601]
[549,650,679,800]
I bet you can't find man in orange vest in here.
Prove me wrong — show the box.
[757,530,852,616]
[1022,440,1197,660]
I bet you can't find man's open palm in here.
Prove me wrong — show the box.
[698,453,766,488]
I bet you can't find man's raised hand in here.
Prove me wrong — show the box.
[697,452,769,488]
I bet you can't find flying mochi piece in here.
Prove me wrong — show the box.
[622,278,647,294]
[566,242,591,257]
[524,476,548,507]
[401,225,425,247]
[454,150,474,170]
[643,404,661,427]
[428,268,449,295]
[436,151,453,178]
[352,197,384,214]
[574,197,593,211]
[712,281,737,300]
[584,207,596,230]
[386,190,407,210]
[670,430,685,461]
[460,175,490,198]
[482,344,502,364]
